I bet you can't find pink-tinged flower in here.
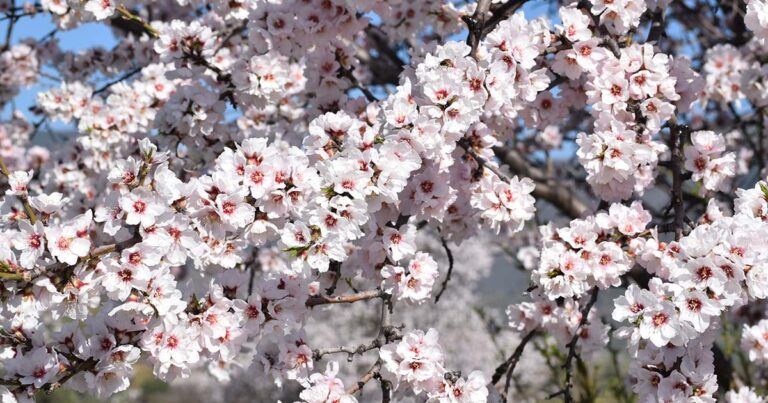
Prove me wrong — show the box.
[639,301,680,347]
[13,347,59,388]
[44,223,90,265]
[383,224,417,263]
[120,188,165,227]
[12,220,45,269]
[6,170,33,196]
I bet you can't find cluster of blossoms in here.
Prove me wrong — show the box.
[0,6,552,397]
[532,201,651,298]
[3,0,768,401]
[742,319,768,364]
[726,387,768,403]
[573,39,702,200]
[684,130,736,192]
[0,113,46,173]
[603,183,768,401]
[703,44,751,106]
[379,329,488,402]
[504,176,768,401]
[40,0,124,21]
[0,42,39,105]
[542,3,711,201]
[703,39,768,111]
[298,361,357,403]
[746,0,768,45]
[506,291,610,360]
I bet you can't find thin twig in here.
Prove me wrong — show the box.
[337,61,378,102]
[549,288,599,403]
[325,261,342,296]
[492,146,589,218]
[434,235,455,303]
[247,248,260,295]
[93,67,142,95]
[313,338,385,362]
[490,328,538,402]
[577,0,621,58]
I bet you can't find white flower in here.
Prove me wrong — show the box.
[84,0,116,20]
[12,220,45,269]
[6,170,32,196]
[383,225,417,263]
[120,188,165,228]
[12,348,59,388]
[639,300,680,347]
[44,223,90,265]
[101,257,151,301]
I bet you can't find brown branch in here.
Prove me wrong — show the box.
[492,146,589,218]
[184,53,238,108]
[460,140,589,218]
[247,248,261,296]
[337,62,378,103]
[213,21,247,55]
[345,360,381,395]
[324,261,342,296]
[502,329,539,402]
[363,27,405,86]
[313,338,385,362]
[305,289,385,307]
[463,0,491,57]
[646,9,666,43]
[379,375,392,403]
[342,293,399,398]
[463,0,529,58]
[460,142,515,182]
[668,122,687,240]
[483,0,529,38]
[1,0,16,51]
[728,103,766,169]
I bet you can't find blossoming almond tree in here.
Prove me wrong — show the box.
[1,0,768,402]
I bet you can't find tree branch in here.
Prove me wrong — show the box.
[305,289,385,307]
[115,5,159,38]
[492,146,589,218]
[313,338,386,362]
[345,360,381,395]
[668,122,687,240]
